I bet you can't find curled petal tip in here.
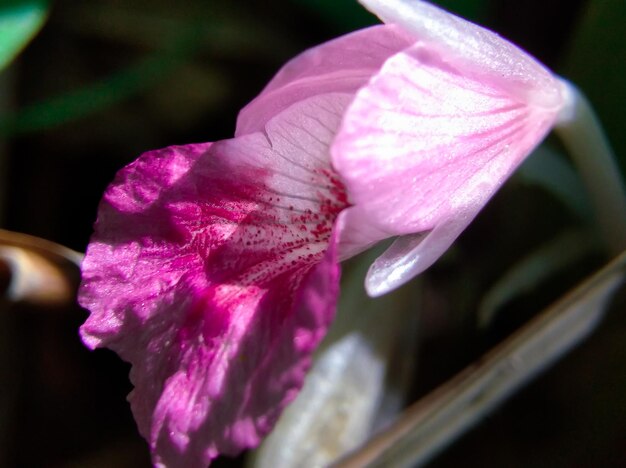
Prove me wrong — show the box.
[358,0,563,108]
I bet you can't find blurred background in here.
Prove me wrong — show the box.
[1,0,625,466]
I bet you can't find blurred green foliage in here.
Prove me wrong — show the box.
[0,21,202,135]
[0,0,48,72]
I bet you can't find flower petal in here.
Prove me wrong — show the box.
[359,0,562,108]
[364,206,475,296]
[236,24,414,136]
[333,39,564,293]
[79,93,352,466]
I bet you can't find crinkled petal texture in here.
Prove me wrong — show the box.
[334,2,565,296]
[79,93,353,467]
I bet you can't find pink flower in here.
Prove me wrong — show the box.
[79,1,567,466]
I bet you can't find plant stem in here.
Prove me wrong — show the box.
[554,80,626,254]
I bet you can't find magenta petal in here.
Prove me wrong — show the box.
[143,236,341,467]
[79,143,212,349]
[235,24,414,136]
[333,39,564,292]
[79,94,351,466]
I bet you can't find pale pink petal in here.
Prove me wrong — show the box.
[359,0,562,108]
[79,94,352,466]
[236,24,414,136]
[364,206,476,296]
[333,40,564,294]
[335,206,391,260]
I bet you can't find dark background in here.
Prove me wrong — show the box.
[2,0,625,466]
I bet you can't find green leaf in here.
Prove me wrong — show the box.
[0,0,48,71]
[0,23,202,136]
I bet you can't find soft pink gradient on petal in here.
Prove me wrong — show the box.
[236,24,414,136]
[364,206,476,296]
[335,205,391,260]
[79,94,350,466]
[359,0,563,108]
[333,40,564,295]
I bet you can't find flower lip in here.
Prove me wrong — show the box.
[79,92,355,466]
